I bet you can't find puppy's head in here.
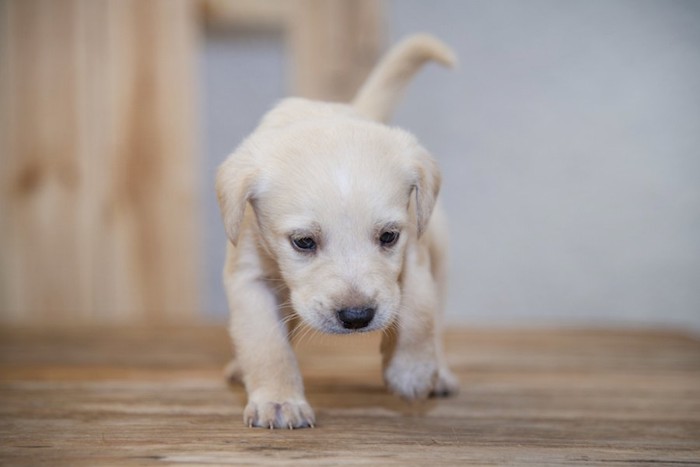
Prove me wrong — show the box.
[217,101,440,334]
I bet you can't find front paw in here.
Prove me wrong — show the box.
[383,354,438,400]
[243,396,315,429]
[430,366,459,397]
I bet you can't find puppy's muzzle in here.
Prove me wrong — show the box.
[336,307,375,330]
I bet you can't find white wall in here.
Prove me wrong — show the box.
[388,0,700,329]
[202,1,700,330]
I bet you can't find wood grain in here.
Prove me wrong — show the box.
[1,327,698,465]
[201,0,289,32]
[0,0,385,325]
[289,0,383,102]
[0,0,200,324]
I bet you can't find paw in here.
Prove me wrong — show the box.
[243,396,315,429]
[430,366,459,397]
[383,354,438,400]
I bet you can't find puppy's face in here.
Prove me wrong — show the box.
[255,135,411,333]
[217,111,440,334]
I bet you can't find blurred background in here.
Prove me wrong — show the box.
[1,0,699,331]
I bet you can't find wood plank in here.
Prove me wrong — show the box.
[0,0,200,324]
[289,0,383,101]
[201,0,289,32]
[0,0,86,322]
[0,327,698,465]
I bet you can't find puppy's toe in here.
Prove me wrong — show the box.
[278,401,316,429]
[243,398,315,429]
[430,366,459,398]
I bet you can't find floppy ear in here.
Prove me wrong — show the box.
[215,148,258,246]
[410,148,442,238]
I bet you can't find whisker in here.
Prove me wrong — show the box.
[290,321,307,345]
[298,323,316,346]
[289,319,306,343]
[296,322,320,347]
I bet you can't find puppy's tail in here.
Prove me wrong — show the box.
[352,34,456,123]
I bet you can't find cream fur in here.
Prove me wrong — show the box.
[216,34,458,429]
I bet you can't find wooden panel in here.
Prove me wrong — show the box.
[0,0,200,324]
[201,0,288,32]
[289,0,383,101]
[0,327,698,464]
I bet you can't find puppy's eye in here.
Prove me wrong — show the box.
[378,231,400,247]
[291,236,317,252]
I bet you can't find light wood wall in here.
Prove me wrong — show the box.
[0,0,200,325]
[289,0,383,101]
[0,0,382,325]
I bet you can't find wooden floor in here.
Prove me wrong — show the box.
[0,326,699,465]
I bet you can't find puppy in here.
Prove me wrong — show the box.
[216,34,458,429]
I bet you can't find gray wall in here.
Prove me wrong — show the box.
[201,1,700,330]
[200,32,286,321]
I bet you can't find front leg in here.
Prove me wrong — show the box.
[381,309,439,400]
[381,248,458,400]
[225,260,314,429]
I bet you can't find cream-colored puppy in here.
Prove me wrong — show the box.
[216,34,458,429]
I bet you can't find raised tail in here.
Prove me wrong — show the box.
[352,34,456,123]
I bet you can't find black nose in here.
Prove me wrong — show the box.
[337,307,375,330]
